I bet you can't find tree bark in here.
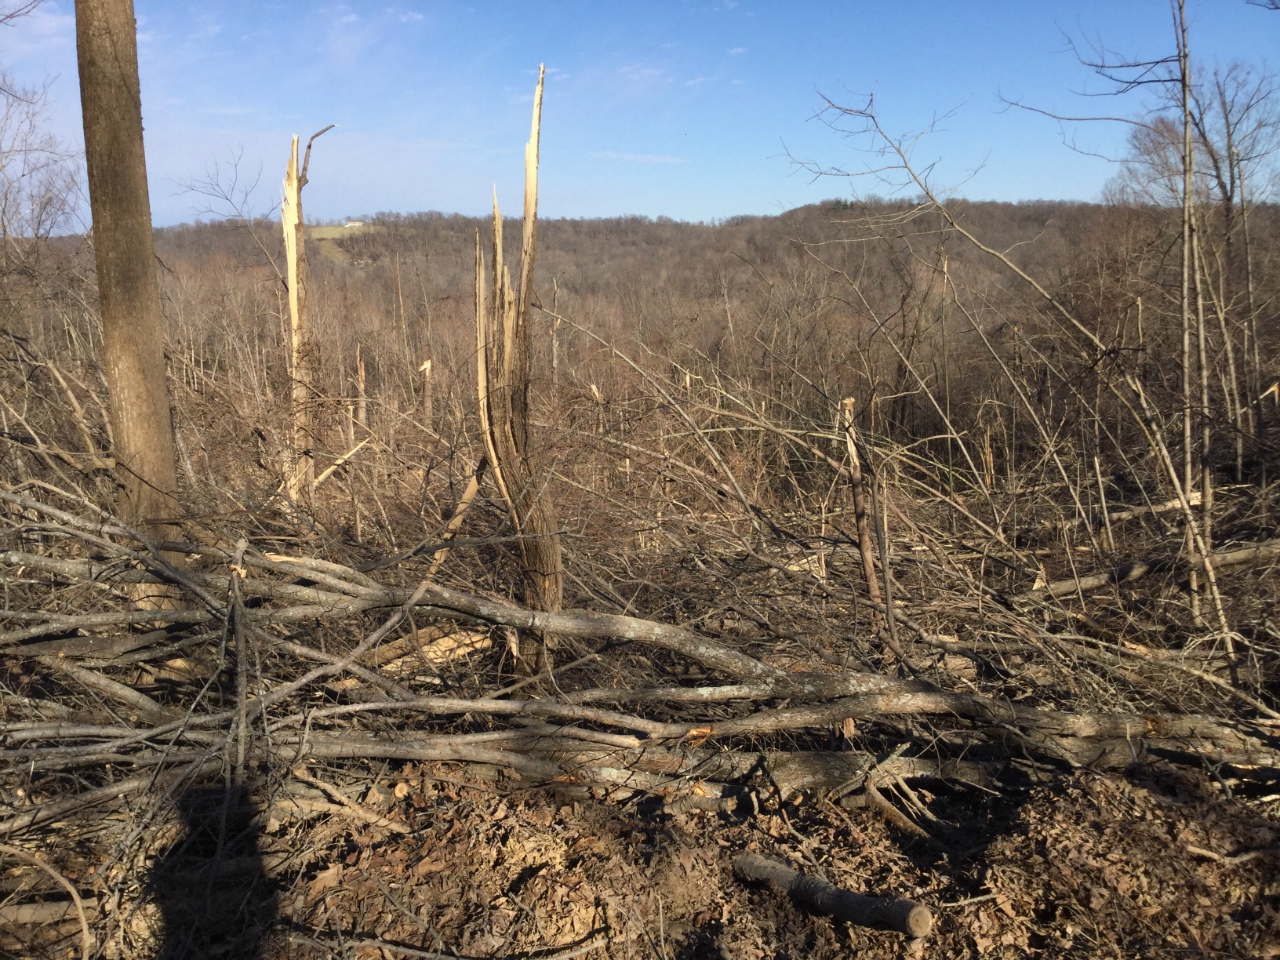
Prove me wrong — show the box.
[75,0,178,535]
[734,853,932,938]
[839,399,882,606]
[1026,537,1280,598]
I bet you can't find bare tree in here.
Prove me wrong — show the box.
[0,72,79,265]
[75,0,178,535]
[0,1,43,27]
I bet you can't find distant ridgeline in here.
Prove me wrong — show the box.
[152,197,1270,288]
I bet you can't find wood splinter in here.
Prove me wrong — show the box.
[734,852,932,939]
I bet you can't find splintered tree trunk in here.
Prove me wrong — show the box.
[281,125,332,501]
[282,136,313,500]
[476,66,563,673]
[839,398,883,615]
[75,0,178,537]
[355,343,368,431]
[419,357,433,428]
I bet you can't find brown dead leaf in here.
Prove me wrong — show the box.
[309,863,342,897]
[676,845,697,876]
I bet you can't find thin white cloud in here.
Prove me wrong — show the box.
[728,46,748,55]
[399,11,424,22]
[591,151,686,165]
[685,76,708,87]
[618,63,674,86]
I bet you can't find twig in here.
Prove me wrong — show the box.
[290,765,410,834]
[0,841,93,960]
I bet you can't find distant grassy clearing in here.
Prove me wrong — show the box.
[307,224,376,240]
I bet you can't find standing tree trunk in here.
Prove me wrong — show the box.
[839,398,883,616]
[476,66,563,673]
[75,0,177,536]
[1176,0,1201,619]
[355,342,368,431]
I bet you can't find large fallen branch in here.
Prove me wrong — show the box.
[1026,538,1280,598]
[734,852,932,938]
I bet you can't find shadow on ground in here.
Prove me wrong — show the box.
[151,783,276,959]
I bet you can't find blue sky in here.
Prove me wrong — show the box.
[3,1,1277,225]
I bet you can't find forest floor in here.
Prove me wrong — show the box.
[245,763,1280,959]
[10,758,1274,960]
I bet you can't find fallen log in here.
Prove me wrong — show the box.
[1026,538,1280,598]
[734,852,932,938]
[1036,492,1201,533]
[37,657,178,724]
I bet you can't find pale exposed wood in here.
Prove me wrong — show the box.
[282,125,333,500]
[282,135,308,500]
[312,437,371,490]
[426,459,487,578]
[377,628,492,677]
